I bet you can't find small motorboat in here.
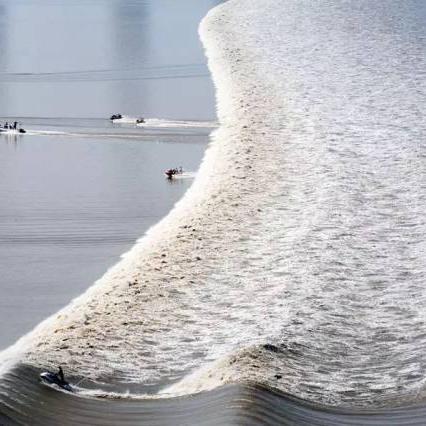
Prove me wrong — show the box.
[40,369,74,392]
[165,167,183,179]
[0,128,26,134]
[0,121,26,134]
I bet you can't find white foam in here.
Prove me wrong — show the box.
[25,130,69,136]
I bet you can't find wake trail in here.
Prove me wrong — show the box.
[15,119,217,138]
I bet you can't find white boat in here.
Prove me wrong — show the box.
[0,127,26,135]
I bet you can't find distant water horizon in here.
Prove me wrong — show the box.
[0,0,221,120]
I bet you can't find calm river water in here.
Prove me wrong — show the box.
[0,0,221,349]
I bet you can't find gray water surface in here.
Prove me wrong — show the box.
[0,0,221,349]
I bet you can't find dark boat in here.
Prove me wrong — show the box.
[110,113,123,121]
[165,167,183,179]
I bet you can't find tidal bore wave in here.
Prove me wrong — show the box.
[1,0,426,424]
[2,365,426,426]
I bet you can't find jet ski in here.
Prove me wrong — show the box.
[40,371,74,392]
[110,113,122,121]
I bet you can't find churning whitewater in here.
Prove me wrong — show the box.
[1,0,426,410]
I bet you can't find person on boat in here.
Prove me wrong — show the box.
[4,122,9,129]
[13,122,17,130]
[57,366,65,383]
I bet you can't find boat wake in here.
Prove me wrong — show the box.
[140,118,218,128]
[4,118,217,139]
[167,172,197,180]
